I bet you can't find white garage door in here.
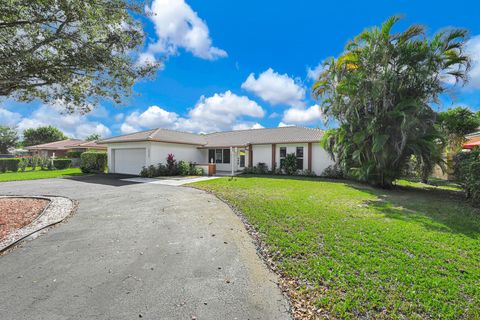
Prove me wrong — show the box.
[113,148,146,175]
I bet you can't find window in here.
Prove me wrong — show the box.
[223,149,230,164]
[208,149,215,163]
[296,147,304,170]
[215,149,223,163]
[279,147,287,168]
[296,147,304,158]
[209,148,231,164]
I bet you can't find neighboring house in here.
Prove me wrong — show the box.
[26,139,107,157]
[99,126,334,175]
[463,132,480,149]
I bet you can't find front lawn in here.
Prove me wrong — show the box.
[192,176,480,319]
[0,168,84,182]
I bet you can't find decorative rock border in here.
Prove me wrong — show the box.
[0,196,75,252]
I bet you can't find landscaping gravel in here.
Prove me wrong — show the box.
[0,197,50,240]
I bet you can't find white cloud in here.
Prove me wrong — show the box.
[120,123,139,134]
[282,104,325,125]
[241,68,306,107]
[0,108,22,127]
[232,122,264,131]
[466,35,480,89]
[142,0,227,62]
[120,91,265,134]
[114,113,125,122]
[15,103,111,139]
[307,63,325,81]
[122,106,179,133]
[278,122,294,127]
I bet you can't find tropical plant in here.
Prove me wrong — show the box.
[0,0,159,113]
[283,153,298,175]
[23,126,66,146]
[166,153,178,175]
[313,16,469,187]
[0,126,18,153]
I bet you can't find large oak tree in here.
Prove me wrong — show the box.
[0,0,159,113]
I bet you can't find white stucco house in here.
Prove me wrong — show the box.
[98,126,334,175]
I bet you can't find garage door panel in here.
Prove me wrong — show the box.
[114,148,146,175]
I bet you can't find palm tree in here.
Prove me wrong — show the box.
[314,16,470,187]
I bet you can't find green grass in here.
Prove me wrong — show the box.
[0,168,84,182]
[192,175,480,319]
[395,177,461,192]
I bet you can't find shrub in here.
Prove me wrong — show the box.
[321,165,344,179]
[0,158,20,172]
[157,163,168,176]
[299,169,316,177]
[31,156,39,171]
[188,163,204,176]
[192,167,204,176]
[454,149,480,203]
[53,158,71,169]
[256,162,269,174]
[179,160,190,176]
[66,151,83,158]
[283,153,298,175]
[18,158,28,172]
[38,157,52,170]
[166,153,178,175]
[140,165,158,178]
[80,152,107,173]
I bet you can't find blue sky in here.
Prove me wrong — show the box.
[1,0,480,139]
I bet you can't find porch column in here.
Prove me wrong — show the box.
[248,144,253,167]
[308,142,312,171]
[271,143,276,171]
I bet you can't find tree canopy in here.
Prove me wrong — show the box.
[0,126,18,154]
[437,107,480,152]
[0,0,159,113]
[314,16,470,187]
[85,133,101,141]
[23,126,67,146]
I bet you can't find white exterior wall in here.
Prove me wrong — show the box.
[312,142,334,175]
[107,141,204,174]
[150,142,202,165]
[275,143,307,171]
[252,144,272,169]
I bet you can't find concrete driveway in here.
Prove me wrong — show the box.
[0,175,290,320]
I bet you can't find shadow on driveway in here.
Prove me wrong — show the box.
[65,173,142,187]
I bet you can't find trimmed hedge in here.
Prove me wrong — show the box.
[66,151,83,158]
[0,158,20,173]
[53,158,72,169]
[80,152,107,173]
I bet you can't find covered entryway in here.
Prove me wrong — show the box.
[113,148,146,175]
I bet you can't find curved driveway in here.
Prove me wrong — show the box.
[0,175,290,319]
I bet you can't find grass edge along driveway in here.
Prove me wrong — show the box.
[191,175,480,319]
[0,168,83,182]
